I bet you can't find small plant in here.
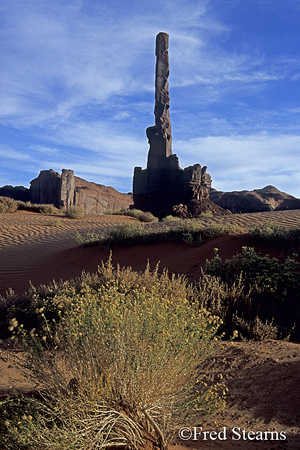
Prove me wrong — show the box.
[202,223,231,237]
[197,211,214,218]
[39,204,59,215]
[45,219,62,227]
[233,315,279,341]
[65,206,84,220]
[162,215,182,222]
[112,208,159,223]
[0,196,18,213]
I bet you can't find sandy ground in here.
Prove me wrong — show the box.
[1,209,300,449]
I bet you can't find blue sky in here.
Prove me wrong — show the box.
[1,0,300,197]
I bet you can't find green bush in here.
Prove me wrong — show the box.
[65,206,84,219]
[2,260,225,450]
[204,247,300,339]
[249,221,300,250]
[202,223,235,237]
[0,196,18,213]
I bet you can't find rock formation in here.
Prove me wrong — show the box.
[133,32,216,218]
[210,185,297,213]
[0,185,30,202]
[30,169,132,214]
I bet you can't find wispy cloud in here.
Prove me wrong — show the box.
[176,133,300,196]
[0,146,31,161]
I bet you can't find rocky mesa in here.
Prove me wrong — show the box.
[29,169,132,214]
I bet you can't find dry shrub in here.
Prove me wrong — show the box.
[39,204,59,215]
[65,206,84,219]
[233,315,280,341]
[4,259,225,450]
[16,201,59,214]
[45,219,62,227]
[162,215,182,222]
[0,196,18,213]
[112,208,159,223]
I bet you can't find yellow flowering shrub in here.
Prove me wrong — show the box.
[2,258,226,450]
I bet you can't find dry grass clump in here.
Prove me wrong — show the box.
[16,201,59,214]
[45,219,62,227]
[112,208,159,223]
[0,196,18,213]
[65,206,84,220]
[161,215,182,222]
[1,259,225,450]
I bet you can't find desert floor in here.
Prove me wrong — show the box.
[1,209,300,449]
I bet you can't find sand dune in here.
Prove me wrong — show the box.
[1,209,300,296]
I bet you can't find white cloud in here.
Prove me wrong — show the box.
[175,134,300,196]
[0,146,31,161]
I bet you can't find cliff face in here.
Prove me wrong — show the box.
[74,176,132,214]
[30,169,132,214]
[30,169,62,206]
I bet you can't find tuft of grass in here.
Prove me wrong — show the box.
[1,259,225,450]
[162,215,183,222]
[112,208,159,223]
[65,206,84,220]
[197,211,214,218]
[45,219,62,227]
[0,196,18,213]
[39,204,59,215]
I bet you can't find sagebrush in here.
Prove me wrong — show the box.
[1,259,225,450]
[0,196,18,213]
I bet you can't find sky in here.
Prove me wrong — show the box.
[1,0,300,197]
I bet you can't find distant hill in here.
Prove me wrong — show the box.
[0,185,30,202]
[210,185,298,213]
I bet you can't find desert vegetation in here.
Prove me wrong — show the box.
[0,196,18,213]
[112,208,159,223]
[65,205,84,220]
[16,200,59,215]
[0,259,225,450]
[76,220,240,248]
[249,220,300,248]
[203,247,300,340]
